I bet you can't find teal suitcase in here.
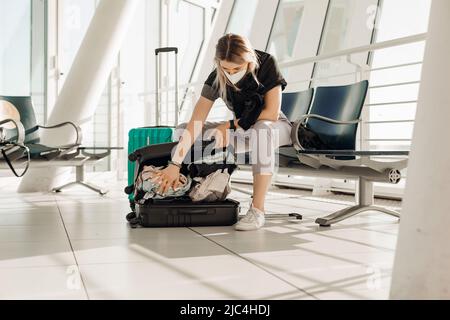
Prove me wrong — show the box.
[126,47,179,200]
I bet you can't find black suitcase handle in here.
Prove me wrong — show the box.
[176,208,214,215]
[155,47,178,55]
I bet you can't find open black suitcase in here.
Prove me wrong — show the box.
[124,141,240,228]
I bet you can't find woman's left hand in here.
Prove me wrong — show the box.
[151,164,181,195]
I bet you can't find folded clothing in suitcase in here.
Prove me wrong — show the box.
[125,140,240,228]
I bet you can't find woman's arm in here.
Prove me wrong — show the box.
[257,85,282,122]
[171,96,215,164]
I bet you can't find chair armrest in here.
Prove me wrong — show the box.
[297,114,361,126]
[291,115,361,152]
[38,122,82,145]
[0,119,25,145]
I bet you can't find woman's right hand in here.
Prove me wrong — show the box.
[151,164,181,195]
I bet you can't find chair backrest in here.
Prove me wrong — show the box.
[0,96,40,144]
[306,81,369,150]
[281,89,314,122]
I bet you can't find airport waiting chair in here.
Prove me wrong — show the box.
[278,81,408,226]
[0,95,121,194]
[235,82,408,226]
[0,96,82,160]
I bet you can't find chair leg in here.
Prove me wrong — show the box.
[77,181,108,195]
[315,177,401,227]
[52,182,78,192]
[315,205,400,227]
[52,165,109,195]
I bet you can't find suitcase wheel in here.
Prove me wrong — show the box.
[129,217,141,228]
[126,211,137,222]
[124,185,134,195]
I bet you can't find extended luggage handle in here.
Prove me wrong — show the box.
[155,47,178,55]
[155,47,179,127]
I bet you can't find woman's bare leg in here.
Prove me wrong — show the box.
[252,173,272,212]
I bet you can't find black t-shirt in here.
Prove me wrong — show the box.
[201,50,288,130]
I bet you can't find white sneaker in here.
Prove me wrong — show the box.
[235,204,265,231]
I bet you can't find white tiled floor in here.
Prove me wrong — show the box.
[0,174,402,300]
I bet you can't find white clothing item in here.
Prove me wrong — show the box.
[189,169,231,202]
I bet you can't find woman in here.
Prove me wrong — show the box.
[153,33,293,231]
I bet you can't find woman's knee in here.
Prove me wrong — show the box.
[252,120,275,132]
[249,120,277,145]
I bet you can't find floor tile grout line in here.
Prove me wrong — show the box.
[54,196,90,300]
[187,227,320,300]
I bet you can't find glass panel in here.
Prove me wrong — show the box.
[31,0,47,125]
[59,0,112,171]
[0,0,31,95]
[120,0,148,134]
[369,122,414,140]
[59,0,97,90]
[116,1,221,175]
[369,103,417,122]
[369,83,420,105]
[161,1,206,125]
[374,0,431,42]
[370,64,423,86]
[267,0,305,62]
[368,0,432,150]
[226,0,260,38]
[0,0,45,124]
[173,1,204,87]
[312,0,378,86]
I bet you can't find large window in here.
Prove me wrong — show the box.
[58,0,97,91]
[0,0,31,95]
[267,0,305,63]
[310,0,432,153]
[0,0,45,123]
[226,0,260,38]
[368,0,432,151]
[58,0,114,171]
[119,0,220,174]
[312,0,378,86]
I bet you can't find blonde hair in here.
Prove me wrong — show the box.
[213,33,260,101]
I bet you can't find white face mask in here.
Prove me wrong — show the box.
[224,67,248,85]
